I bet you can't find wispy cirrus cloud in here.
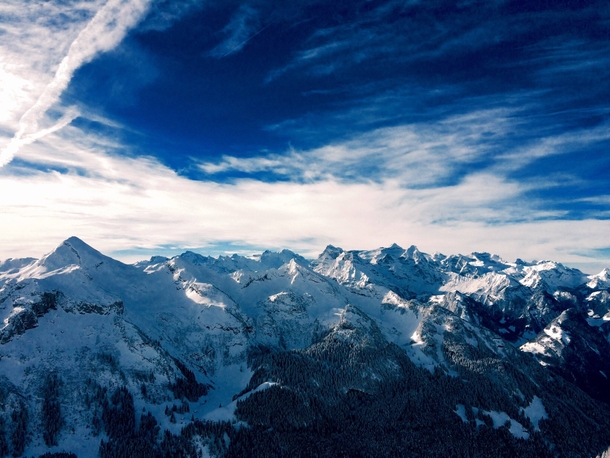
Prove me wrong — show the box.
[0,0,104,128]
[207,4,264,58]
[265,0,610,98]
[196,104,610,226]
[195,107,530,186]
[0,0,153,167]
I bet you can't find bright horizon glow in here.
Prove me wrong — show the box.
[1,0,609,274]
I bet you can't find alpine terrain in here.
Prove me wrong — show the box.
[2,237,610,457]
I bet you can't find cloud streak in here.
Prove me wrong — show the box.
[199,107,610,190]
[0,0,152,167]
[1,108,607,273]
[207,5,263,58]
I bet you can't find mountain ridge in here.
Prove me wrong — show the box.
[1,237,610,457]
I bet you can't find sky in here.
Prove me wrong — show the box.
[0,0,609,273]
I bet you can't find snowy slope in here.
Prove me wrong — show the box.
[1,238,610,457]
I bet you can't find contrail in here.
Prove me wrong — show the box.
[220,22,273,58]
[0,0,152,167]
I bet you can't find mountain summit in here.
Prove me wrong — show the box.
[38,236,110,270]
[1,240,610,457]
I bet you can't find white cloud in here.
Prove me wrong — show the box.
[0,1,103,131]
[1,121,609,273]
[0,58,34,125]
[197,108,610,240]
[201,107,604,189]
[199,154,292,175]
[0,0,152,167]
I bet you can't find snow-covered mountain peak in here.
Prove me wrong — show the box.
[258,249,305,270]
[404,244,422,260]
[588,268,610,290]
[0,237,119,283]
[40,236,111,271]
[178,250,209,265]
[383,243,409,258]
[469,252,510,271]
[519,260,587,292]
[286,257,299,275]
[318,244,344,260]
[273,257,308,283]
[595,267,610,278]
[431,251,446,262]
[334,304,381,339]
[312,245,345,272]
[362,244,405,265]
[440,254,484,276]
[359,243,427,264]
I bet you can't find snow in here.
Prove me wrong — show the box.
[443,271,512,294]
[521,396,548,431]
[587,268,610,290]
[406,319,463,374]
[543,325,571,345]
[519,261,587,293]
[203,382,278,422]
[520,341,547,355]
[454,404,468,423]
[587,316,608,327]
[2,237,605,455]
[483,410,530,439]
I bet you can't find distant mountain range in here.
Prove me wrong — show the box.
[2,237,610,457]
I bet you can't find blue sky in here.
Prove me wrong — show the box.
[0,0,609,272]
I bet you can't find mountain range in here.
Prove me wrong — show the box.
[2,237,610,457]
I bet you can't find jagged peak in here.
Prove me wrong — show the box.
[404,244,419,256]
[64,235,87,245]
[319,244,344,258]
[280,257,305,277]
[530,260,580,273]
[591,267,610,279]
[363,244,413,263]
[402,245,430,263]
[178,250,209,265]
[586,268,610,289]
[58,236,102,256]
[258,248,299,257]
[257,249,307,271]
[432,252,446,262]
[471,251,493,261]
[41,236,108,271]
